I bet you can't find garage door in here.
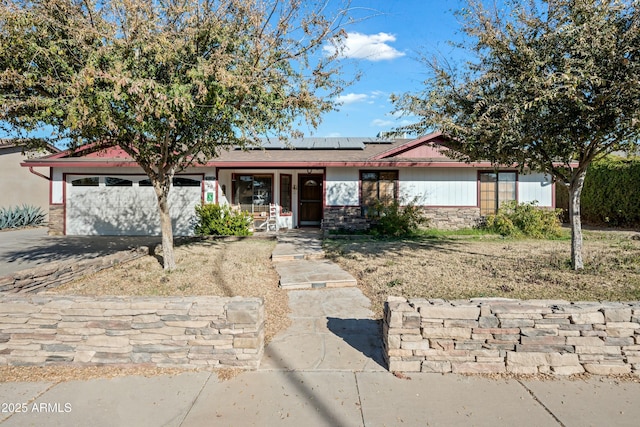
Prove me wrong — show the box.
[66,175,202,236]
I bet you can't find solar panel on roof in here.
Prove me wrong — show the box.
[292,139,314,149]
[311,139,338,149]
[260,139,287,149]
[237,137,380,150]
[338,138,366,149]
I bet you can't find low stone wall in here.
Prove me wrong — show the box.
[422,207,482,230]
[384,297,640,375]
[0,248,148,294]
[0,295,264,369]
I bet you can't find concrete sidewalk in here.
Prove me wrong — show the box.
[2,370,640,426]
[1,231,640,426]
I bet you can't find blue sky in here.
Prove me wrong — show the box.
[1,0,469,144]
[310,0,467,138]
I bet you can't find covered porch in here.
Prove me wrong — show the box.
[214,168,325,230]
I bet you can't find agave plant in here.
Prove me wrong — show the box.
[0,205,45,229]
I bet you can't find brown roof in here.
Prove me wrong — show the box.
[212,138,412,164]
[22,133,503,168]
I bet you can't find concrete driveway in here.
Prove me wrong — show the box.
[0,228,161,277]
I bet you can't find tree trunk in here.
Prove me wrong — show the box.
[154,177,176,271]
[567,169,587,270]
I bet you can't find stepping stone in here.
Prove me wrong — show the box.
[274,259,357,290]
[271,242,325,262]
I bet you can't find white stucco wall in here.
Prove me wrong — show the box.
[326,167,478,207]
[518,172,553,207]
[325,168,359,206]
[399,168,478,206]
[325,167,553,209]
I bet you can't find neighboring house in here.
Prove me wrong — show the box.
[1,141,59,217]
[21,132,555,236]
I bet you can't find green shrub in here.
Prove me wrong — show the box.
[484,201,562,238]
[556,156,640,227]
[0,205,46,229]
[581,156,640,227]
[194,204,253,236]
[369,199,428,237]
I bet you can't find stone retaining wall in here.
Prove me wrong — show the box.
[0,295,264,369]
[0,248,149,294]
[384,297,640,375]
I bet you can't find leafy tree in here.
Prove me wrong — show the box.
[393,0,640,270]
[0,0,350,270]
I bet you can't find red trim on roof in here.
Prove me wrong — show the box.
[210,161,501,168]
[370,131,447,160]
[21,159,510,168]
[22,160,140,168]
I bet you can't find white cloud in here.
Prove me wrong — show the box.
[325,32,405,61]
[336,93,369,105]
[370,118,394,127]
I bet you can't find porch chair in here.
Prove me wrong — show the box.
[266,203,278,232]
[254,204,278,232]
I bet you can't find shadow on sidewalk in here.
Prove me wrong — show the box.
[260,345,360,426]
[326,317,387,369]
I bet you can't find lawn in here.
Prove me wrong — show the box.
[324,230,640,318]
[51,237,289,344]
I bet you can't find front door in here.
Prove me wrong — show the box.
[298,174,323,226]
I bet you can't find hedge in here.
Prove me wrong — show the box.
[556,156,640,227]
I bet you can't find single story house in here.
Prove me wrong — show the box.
[21,132,556,236]
[1,141,59,217]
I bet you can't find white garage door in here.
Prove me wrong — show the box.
[66,175,202,236]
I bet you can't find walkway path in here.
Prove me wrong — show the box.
[271,230,357,290]
[265,229,383,371]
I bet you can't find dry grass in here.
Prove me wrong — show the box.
[325,230,640,318]
[0,366,187,383]
[51,237,289,345]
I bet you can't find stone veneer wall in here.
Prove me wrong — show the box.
[0,295,264,369]
[422,207,482,230]
[322,206,482,233]
[0,248,149,294]
[48,205,64,236]
[322,206,370,232]
[384,297,640,375]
